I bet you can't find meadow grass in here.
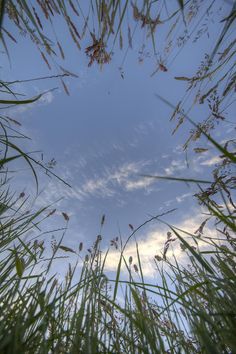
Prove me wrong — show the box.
[1,1,236,352]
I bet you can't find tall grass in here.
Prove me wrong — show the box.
[1,1,236,353]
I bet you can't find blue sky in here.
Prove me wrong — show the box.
[2,0,235,277]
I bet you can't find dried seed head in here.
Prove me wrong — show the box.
[62,212,69,221]
[33,7,43,30]
[128,26,132,49]
[129,224,134,231]
[79,242,83,252]
[47,209,56,217]
[159,63,168,72]
[155,255,162,262]
[101,214,105,226]
[133,5,140,20]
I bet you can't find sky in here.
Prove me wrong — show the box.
[1,0,235,277]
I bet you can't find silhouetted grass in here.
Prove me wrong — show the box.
[1,1,236,353]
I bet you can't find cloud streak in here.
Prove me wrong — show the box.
[200,155,222,166]
[164,159,187,176]
[36,160,159,208]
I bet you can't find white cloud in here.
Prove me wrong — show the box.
[74,161,150,199]
[35,160,158,208]
[124,177,154,191]
[164,159,186,176]
[176,192,192,203]
[82,177,115,198]
[173,144,184,154]
[200,156,222,166]
[161,154,170,159]
[105,229,167,277]
[104,214,217,277]
[110,161,156,192]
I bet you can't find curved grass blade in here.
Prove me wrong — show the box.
[0,94,42,105]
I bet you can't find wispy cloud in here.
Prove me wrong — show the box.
[81,177,115,198]
[200,155,222,166]
[164,159,186,176]
[35,160,158,208]
[176,192,192,203]
[73,161,152,200]
[124,177,155,191]
[107,161,159,191]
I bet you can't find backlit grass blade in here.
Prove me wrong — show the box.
[0,94,42,105]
